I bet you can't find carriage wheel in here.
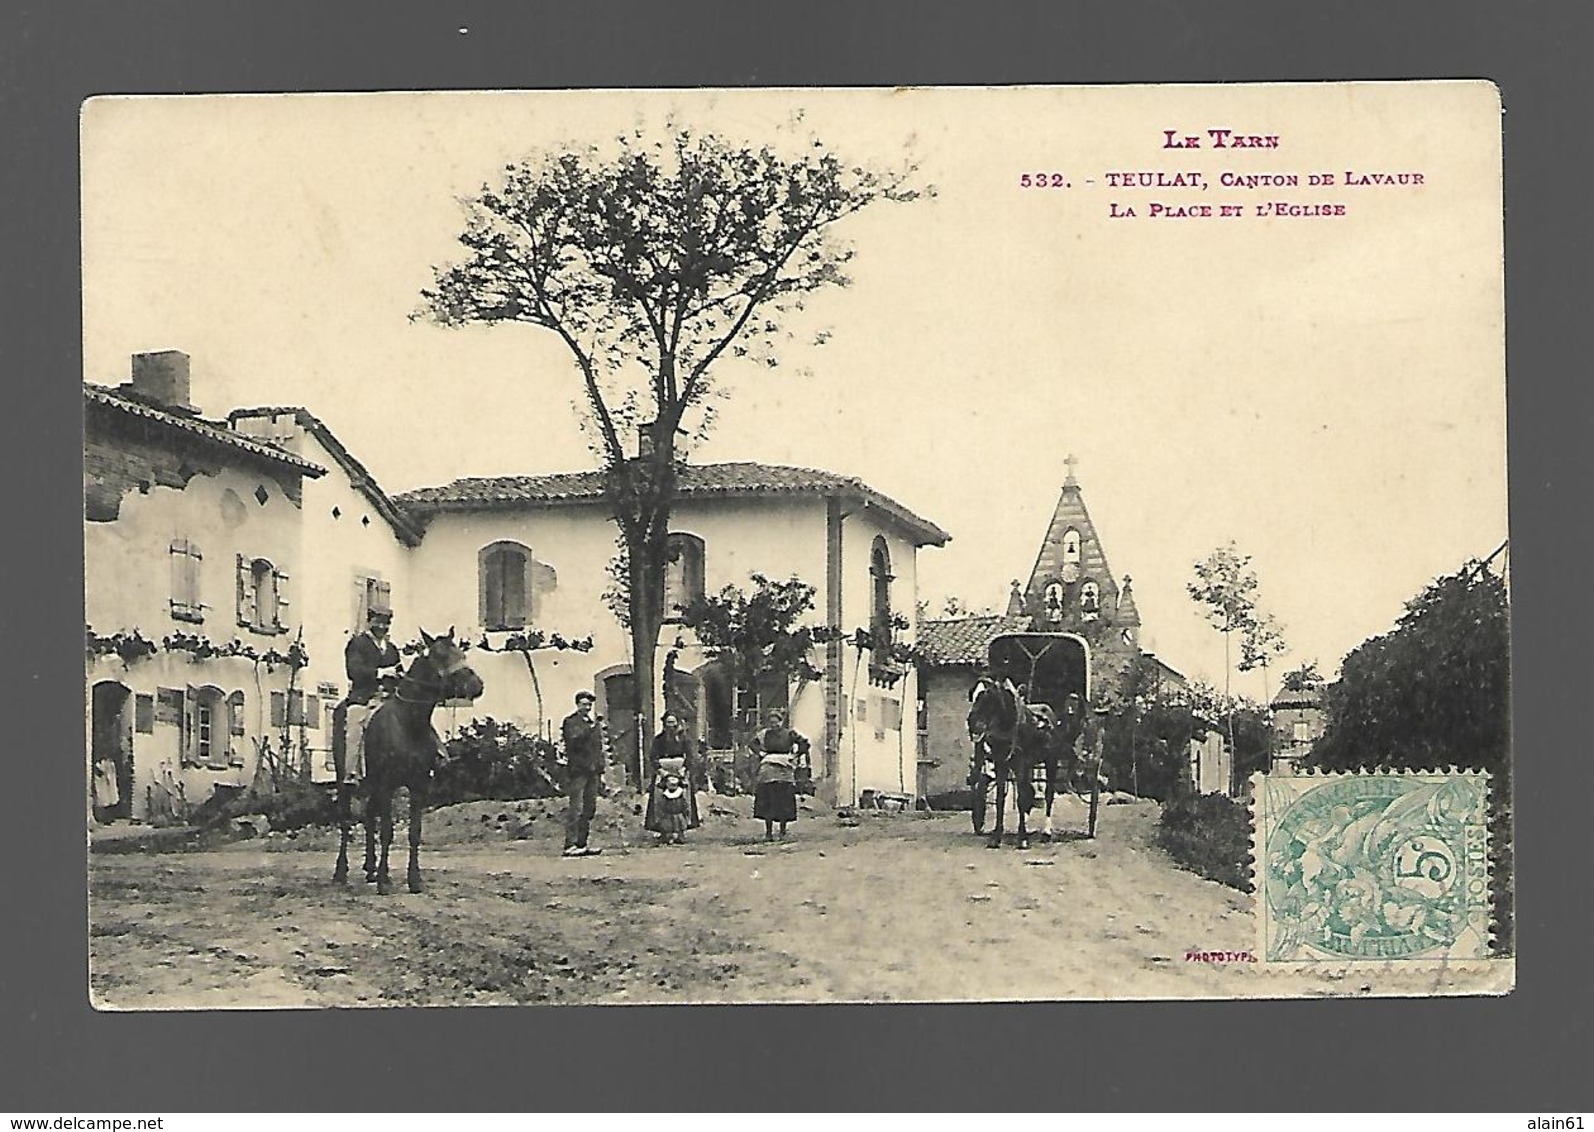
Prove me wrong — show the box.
[971,773,989,835]
[1086,765,1101,839]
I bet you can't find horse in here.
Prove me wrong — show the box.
[332,628,484,894]
[969,679,1089,849]
[967,676,1050,850]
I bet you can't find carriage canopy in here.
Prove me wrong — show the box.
[986,632,1091,711]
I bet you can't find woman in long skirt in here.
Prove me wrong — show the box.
[753,709,809,841]
[645,713,700,842]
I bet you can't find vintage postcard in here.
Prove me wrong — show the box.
[82,83,1511,1006]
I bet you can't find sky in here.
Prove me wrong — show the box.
[81,84,1507,696]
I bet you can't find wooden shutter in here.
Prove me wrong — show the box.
[134,694,155,734]
[504,552,527,629]
[305,694,321,730]
[235,555,251,627]
[182,685,198,766]
[228,691,246,735]
[373,579,391,613]
[270,691,287,729]
[482,552,504,629]
[272,568,290,631]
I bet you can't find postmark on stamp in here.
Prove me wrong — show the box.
[1254,771,1491,965]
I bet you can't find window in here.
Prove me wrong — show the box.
[1043,580,1066,623]
[356,575,392,632]
[184,686,229,768]
[1062,528,1082,563]
[662,533,706,621]
[1080,580,1101,621]
[1293,720,1312,744]
[869,536,893,649]
[479,542,530,630]
[869,536,895,683]
[236,556,289,634]
[168,538,204,622]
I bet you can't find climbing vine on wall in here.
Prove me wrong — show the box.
[85,624,308,670]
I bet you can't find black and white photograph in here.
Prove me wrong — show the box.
[82,83,1511,1007]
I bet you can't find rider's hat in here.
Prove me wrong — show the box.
[367,608,393,623]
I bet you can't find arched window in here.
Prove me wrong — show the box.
[480,542,529,630]
[1043,580,1066,623]
[662,532,706,622]
[1062,528,1082,564]
[479,542,558,631]
[1080,579,1101,621]
[869,536,894,651]
[236,556,288,634]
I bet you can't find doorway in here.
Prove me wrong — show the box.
[91,681,133,821]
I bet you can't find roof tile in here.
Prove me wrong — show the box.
[396,461,950,546]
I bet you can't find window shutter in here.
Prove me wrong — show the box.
[135,694,155,734]
[505,553,527,629]
[482,553,502,629]
[270,691,287,729]
[306,694,321,730]
[287,689,304,726]
[236,555,251,627]
[169,540,184,613]
[374,579,391,612]
[273,569,290,631]
[228,691,246,736]
[182,686,198,766]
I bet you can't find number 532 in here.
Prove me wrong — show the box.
[1019,173,1069,188]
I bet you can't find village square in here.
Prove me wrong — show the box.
[82,88,1511,1005]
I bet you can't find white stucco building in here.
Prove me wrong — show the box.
[396,464,950,805]
[86,351,950,819]
[85,354,326,822]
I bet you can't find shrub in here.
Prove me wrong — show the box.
[1157,792,1253,891]
[254,777,339,832]
[431,717,562,807]
[193,777,336,834]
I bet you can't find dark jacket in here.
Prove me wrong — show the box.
[648,730,696,780]
[562,710,607,774]
[344,632,400,704]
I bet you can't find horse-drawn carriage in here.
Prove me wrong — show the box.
[968,631,1102,847]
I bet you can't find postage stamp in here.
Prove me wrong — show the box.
[1254,771,1492,965]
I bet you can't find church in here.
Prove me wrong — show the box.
[915,458,1182,801]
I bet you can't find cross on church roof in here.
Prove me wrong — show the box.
[1063,453,1079,486]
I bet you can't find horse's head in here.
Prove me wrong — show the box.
[412,627,485,703]
[967,676,1018,743]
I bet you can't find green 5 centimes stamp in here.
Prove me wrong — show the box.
[1256,771,1491,964]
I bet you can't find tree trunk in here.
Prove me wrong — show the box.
[615,442,676,794]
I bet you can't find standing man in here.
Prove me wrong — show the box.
[334,607,401,783]
[560,690,607,857]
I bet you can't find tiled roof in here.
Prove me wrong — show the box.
[228,406,422,546]
[1272,685,1326,710]
[916,615,1031,667]
[396,461,951,547]
[85,385,325,475]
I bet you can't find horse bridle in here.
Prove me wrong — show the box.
[393,647,469,705]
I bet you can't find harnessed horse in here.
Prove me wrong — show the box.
[333,629,484,894]
[967,678,1085,849]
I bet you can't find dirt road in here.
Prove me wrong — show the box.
[88,795,1510,1007]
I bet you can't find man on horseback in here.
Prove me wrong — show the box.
[334,607,402,783]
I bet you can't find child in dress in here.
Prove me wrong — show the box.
[646,755,691,845]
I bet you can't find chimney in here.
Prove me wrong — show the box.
[129,350,195,414]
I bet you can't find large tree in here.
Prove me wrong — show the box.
[1310,561,1510,775]
[419,128,921,766]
